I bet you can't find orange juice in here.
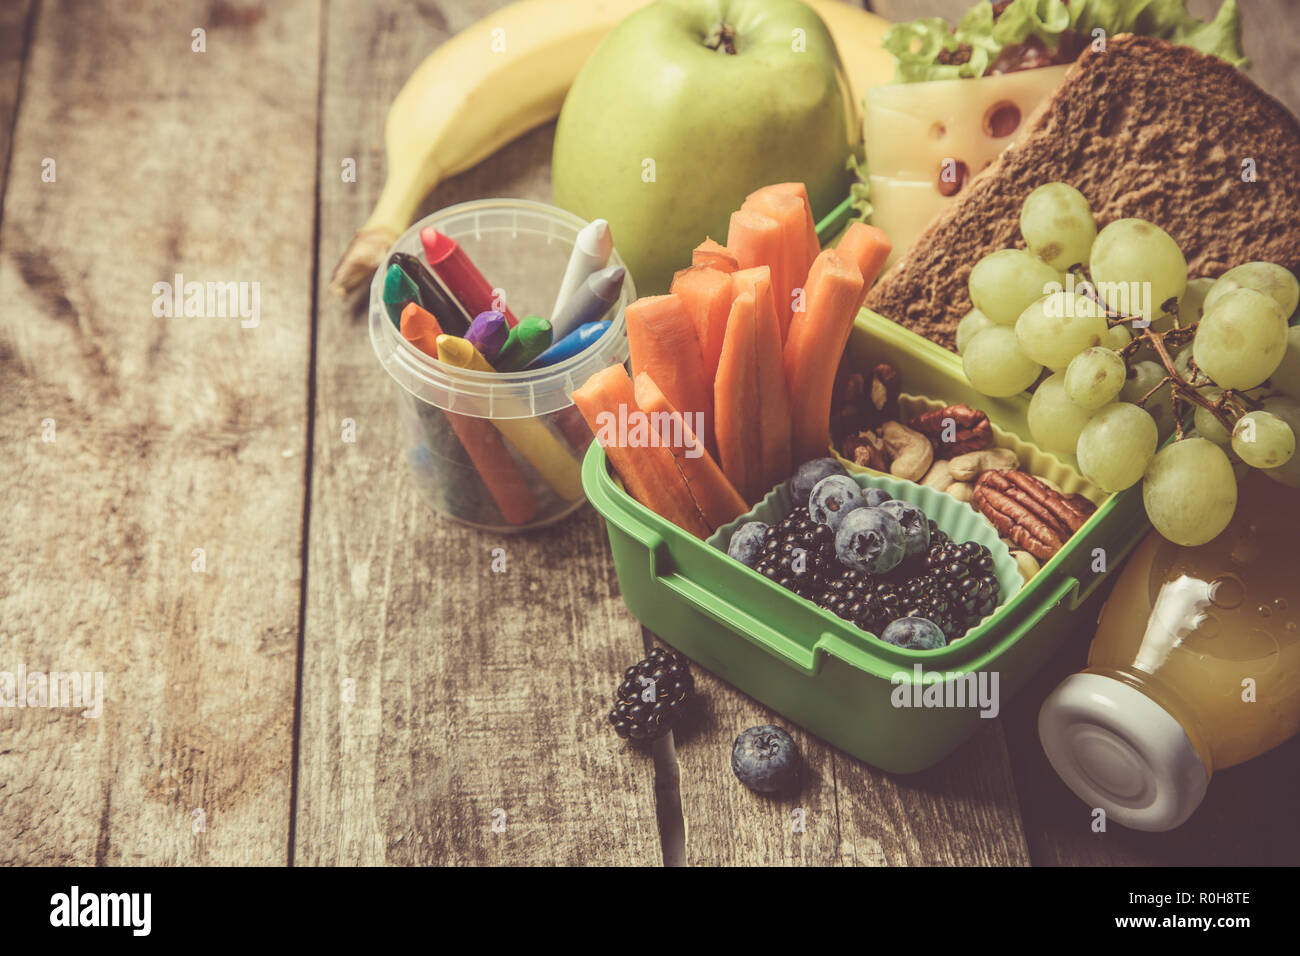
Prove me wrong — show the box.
[1039,471,1300,831]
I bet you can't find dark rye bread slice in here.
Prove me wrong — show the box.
[863,34,1300,352]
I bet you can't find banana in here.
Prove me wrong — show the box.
[330,0,649,298]
[330,0,892,299]
[808,0,894,108]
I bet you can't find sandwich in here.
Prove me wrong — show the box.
[862,33,1300,351]
[858,0,1249,266]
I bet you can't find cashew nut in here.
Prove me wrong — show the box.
[879,421,933,483]
[921,459,953,491]
[948,446,1020,482]
[1010,549,1040,582]
[946,481,973,503]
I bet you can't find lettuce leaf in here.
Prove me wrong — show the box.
[846,153,873,224]
[881,0,1248,84]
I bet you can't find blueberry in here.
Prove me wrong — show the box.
[834,507,905,574]
[727,521,769,567]
[880,616,946,650]
[863,487,892,507]
[731,725,803,794]
[808,475,866,530]
[877,499,930,560]
[790,458,848,506]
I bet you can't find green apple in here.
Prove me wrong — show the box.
[553,0,856,295]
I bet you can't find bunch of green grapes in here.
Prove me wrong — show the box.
[959,182,1300,547]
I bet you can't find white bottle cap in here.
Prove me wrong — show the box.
[1038,673,1209,832]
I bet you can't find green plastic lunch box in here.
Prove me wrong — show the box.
[581,199,1153,772]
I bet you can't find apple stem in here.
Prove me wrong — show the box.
[704,23,737,55]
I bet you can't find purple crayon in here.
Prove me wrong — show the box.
[465,310,509,365]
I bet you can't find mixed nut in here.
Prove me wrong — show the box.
[833,362,1099,577]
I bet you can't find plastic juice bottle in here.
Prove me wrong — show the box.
[1039,471,1300,831]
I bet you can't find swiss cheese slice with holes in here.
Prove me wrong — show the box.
[865,66,1071,263]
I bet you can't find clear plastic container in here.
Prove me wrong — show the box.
[369,199,634,532]
[1039,471,1300,831]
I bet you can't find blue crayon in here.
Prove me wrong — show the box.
[526,320,612,369]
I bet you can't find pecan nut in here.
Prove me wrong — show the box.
[971,470,1096,561]
[909,404,993,458]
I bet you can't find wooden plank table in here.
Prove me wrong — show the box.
[1,0,1296,867]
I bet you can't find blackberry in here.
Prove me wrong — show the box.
[761,507,837,597]
[608,647,694,742]
[814,566,878,623]
[919,540,1001,638]
[754,503,1000,649]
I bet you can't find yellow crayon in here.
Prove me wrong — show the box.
[435,335,583,502]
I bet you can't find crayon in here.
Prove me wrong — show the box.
[390,251,472,337]
[549,264,624,341]
[493,315,553,372]
[396,308,539,524]
[526,320,611,370]
[435,334,583,502]
[420,228,520,327]
[400,302,443,358]
[383,263,421,328]
[465,311,509,366]
[551,218,613,320]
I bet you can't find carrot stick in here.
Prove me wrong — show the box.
[669,265,732,382]
[633,372,747,531]
[742,190,812,339]
[625,294,715,460]
[727,208,784,289]
[731,267,792,495]
[395,307,539,525]
[749,182,820,263]
[692,237,739,273]
[833,221,893,315]
[573,365,711,538]
[436,335,584,502]
[783,249,865,465]
[714,289,763,504]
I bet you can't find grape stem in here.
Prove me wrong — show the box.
[1128,326,1237,433]
[1083,282,1238,437]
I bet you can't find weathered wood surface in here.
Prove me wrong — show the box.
[2,0,1298,867]
[290,0,662,866]
[0,0,319,864]
[0,0,33,212]
[671,664,1032,866]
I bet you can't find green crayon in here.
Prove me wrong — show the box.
[383,263,422,328]
[492,315,553,371]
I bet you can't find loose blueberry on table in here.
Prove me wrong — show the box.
[731,725,803,794]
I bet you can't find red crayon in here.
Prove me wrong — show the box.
[420,228,519,328]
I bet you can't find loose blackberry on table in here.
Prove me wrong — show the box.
[608,647,695,742]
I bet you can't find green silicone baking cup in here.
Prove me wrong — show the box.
[706,470,1023,651]
[830,393,1109,506]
